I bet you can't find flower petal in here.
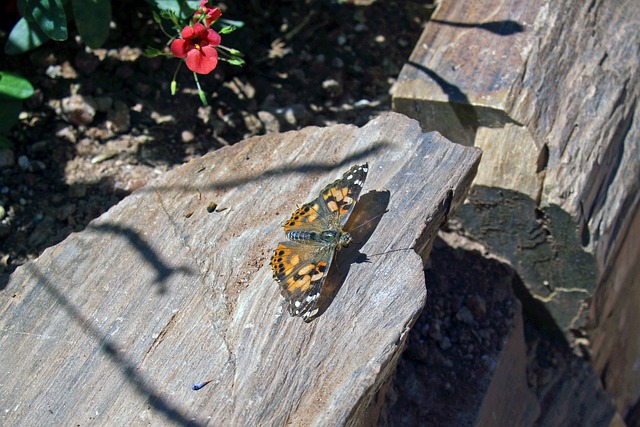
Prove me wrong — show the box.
[195,2,222,27]
[206,29,221,46]
[185,46,219,74]
[181,25,195,39]
[192,23,207,38]
[206,8,222,22]
[170,39,188,58]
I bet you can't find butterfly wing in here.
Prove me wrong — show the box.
[270,240,334,318]
[283,163,369,233]
[282,198,331,233]
[272,163,369,320]
[317,163,368,228]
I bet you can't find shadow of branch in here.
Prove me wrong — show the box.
[23,263,201,426]
[306,190,390,321]
[88,222,194,294]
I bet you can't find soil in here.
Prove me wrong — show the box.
[0,0,432,281]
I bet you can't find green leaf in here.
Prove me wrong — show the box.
[0,98,24,133]
[225,48,243,56]
[160,9,180,27]
[227,58,245,66]
[144,47,169,58]
[27,0,68,41]
[152,10,162,25]
[4,17,49,54]
[218,25,236,35]
[198,90,207,106]
[0,72,35,99]
[219,18,244,29]
[72,0,111,48]
[159,9,174,20]
[146,0,199,20]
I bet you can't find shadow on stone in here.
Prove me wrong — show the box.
[306,190,390,322]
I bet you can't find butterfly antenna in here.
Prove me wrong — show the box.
[365,247,413,257]
[349,210,388,233]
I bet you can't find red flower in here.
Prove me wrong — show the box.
[171,23,221,74]
[194,0,222,27]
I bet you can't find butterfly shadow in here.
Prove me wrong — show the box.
[305,190,391,322]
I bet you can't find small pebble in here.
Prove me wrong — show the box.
[354,99,371,108]
[61,94,97,126]
[332,57,345,68]
[322,79,343,97]
[257,111,280,134]
[18,155,32,171]
[181,130,195,143]
[456,306,475,325]
[440,336,452,350]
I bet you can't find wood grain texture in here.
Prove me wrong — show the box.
[0,112,481,425]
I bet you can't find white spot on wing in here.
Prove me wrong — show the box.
[303,307,320,321]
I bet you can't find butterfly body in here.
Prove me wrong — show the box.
[285,230,352,247]
[270,163,368,320]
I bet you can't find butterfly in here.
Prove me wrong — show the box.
[270,163,369,321]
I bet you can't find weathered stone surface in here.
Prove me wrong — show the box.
[591,205,640,419]
[0,112,481,425]
[393,0,640,418]
[380,236,617,427]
